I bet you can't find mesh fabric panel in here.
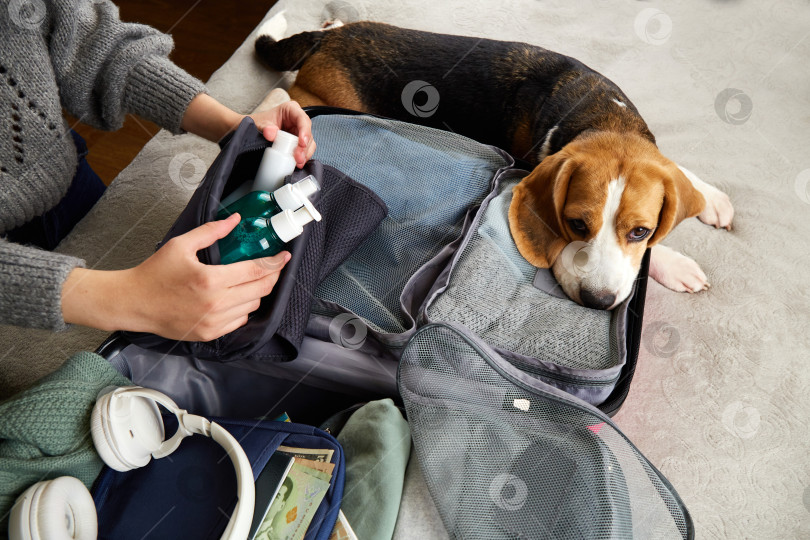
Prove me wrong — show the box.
[399,324,691,540]
[427,178,620,370]
[273,165,388,358]
[311,115,508,333]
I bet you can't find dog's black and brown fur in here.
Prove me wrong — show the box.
[255,22,654,165]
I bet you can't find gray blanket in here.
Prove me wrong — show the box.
[1,1,808,538]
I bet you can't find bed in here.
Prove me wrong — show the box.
[1,1,808,537]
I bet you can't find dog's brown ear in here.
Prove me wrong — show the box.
[509,151,576,268]
[647,164,706,246]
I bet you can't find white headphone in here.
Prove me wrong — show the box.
[8,386,255,540]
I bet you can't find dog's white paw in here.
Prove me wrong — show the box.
[650,245,709,293]
[677,165,734,230]
[697,184,734,231]
[322,19,345,29]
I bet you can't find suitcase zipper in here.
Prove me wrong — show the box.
[511,362,620,387]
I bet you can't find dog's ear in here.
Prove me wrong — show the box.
[509,151,576,268]
[647,164,706,246]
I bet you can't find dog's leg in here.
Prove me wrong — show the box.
[288,84,328,108]
[649,244,709,293]
[678,165,734,230]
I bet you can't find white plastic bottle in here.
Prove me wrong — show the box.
[253,130,299,193]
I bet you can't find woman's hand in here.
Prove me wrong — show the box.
[180,94,316,167]
[62,213,289,341]
[249,100,316,167]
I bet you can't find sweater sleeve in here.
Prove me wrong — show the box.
[0,239,85,331]
[46,0,207,133]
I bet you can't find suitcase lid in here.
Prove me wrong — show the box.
[398,322,692,540]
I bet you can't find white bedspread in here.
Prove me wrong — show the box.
[2,1,808,538]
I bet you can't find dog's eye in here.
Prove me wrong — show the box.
[628,227,650,241]
[568,219,588,236]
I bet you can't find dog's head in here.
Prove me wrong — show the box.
[509,131,705,309]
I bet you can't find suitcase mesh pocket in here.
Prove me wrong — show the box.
[399,324,692,540]
[311,114,509,333]
[426,178,623,370]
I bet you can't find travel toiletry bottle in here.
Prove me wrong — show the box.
[218,202,322,265]
[252,130,299,193]
[218,130,299,209]
[216,175,320,220]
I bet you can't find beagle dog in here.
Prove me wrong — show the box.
[255,20,733,309]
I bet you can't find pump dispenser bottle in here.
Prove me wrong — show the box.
[216,175,320,221]
[218,200,322,265]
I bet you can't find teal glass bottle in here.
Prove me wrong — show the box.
[218,216,284,264]
[218,205,322,265]
[216,191,278,221]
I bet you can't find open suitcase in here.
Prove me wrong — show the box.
[94,109,692,538]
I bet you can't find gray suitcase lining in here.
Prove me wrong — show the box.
[310,114,511,335]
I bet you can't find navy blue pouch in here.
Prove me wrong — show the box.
[91,417,344,540]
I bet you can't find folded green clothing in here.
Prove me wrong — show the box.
[0,351,131,532]
[338,399,411,540]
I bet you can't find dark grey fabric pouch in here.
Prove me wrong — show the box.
[122,117,387,362]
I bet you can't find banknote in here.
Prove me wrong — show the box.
[328,510,358,540]
[297,459,335,477]
[253,461,331,540]
[276,445,334,463]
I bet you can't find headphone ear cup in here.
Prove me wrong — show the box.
[90,391,131,472]
[90,389,165,472]
[8,477,98,540]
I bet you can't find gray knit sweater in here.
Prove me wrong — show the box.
[0,0,206,331]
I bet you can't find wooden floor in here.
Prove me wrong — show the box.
[68,0,278,186]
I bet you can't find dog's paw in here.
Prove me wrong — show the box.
[677,165,734,231]
[322,19,345,29]
[650,245,709,293]
[697,184,734,231]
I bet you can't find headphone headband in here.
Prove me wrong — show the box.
[103,387,255,540]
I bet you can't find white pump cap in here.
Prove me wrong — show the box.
[294,204,321,224]
[272,175,321,213]
[272,130,299,156]
[292,175,319,199]
[270,205,321,243]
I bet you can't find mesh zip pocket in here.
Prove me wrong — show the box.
[423,175,629,405]
[311,114,511,334]
[399,323,693,540]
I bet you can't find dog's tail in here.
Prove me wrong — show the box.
[255,12,325,72]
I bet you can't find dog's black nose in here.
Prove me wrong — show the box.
[580,290,616,310]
